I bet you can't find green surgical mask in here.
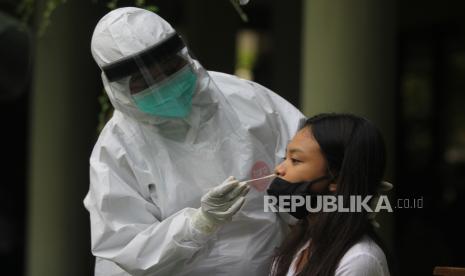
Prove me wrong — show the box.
[132,66,198,118]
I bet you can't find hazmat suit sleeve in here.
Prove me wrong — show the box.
[257,85,306,158]
[246,80,305,226]
[211,72,305,159]
[84,121,214,276]
[210,72,305,227]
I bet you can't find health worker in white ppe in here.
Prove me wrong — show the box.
[84,7,305,276]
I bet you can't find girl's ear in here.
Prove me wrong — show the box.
[329,183,337,192]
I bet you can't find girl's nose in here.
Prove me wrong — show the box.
[274,162,285,177]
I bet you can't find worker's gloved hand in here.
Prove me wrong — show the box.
[191,176,249,234]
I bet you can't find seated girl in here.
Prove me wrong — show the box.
[268,113,392,276]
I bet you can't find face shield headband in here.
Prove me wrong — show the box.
[101,33,185,82]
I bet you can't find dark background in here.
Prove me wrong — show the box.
[0,0,464,275]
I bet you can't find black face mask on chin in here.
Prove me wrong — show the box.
[266,175,332,219]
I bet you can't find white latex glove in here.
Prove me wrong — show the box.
[191,176,249,234]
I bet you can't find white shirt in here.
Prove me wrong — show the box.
[280,236,390,276]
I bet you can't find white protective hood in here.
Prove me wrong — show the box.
[85,7,305,276]
[91,7,215,128]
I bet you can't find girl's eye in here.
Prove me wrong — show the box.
[281,156,301,164]
[291,158,301,164]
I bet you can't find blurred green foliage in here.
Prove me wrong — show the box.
[16,0,159,134]
[17,0,158,36]
[15,0,247,134]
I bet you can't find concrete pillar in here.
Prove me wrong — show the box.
[301,0,396,249]
[26,1,102,275]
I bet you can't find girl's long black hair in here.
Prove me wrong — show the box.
[271,113,390,276]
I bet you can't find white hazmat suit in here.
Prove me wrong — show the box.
[84,7,305,276]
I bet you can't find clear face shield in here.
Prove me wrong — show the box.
[102,34,198,118]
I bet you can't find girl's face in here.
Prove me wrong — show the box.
[275,127,335,192]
